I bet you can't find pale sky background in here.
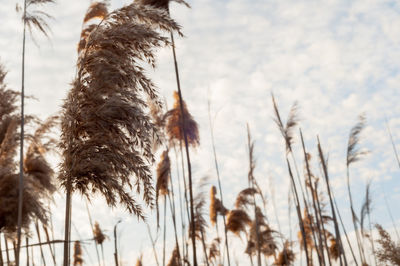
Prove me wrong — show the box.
[0,0,400,265]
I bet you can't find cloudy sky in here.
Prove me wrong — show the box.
[0,0,400,265]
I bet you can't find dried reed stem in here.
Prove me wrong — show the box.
[207,99,231,266]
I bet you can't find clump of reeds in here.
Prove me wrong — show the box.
[60,2,182,217]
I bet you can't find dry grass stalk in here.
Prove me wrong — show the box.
[73,241,83,265]
[274,241,295,266]
[60,2,182,218]
[209,186,228,225]
[166,91,200,148]
[375,224,400,265]
[226,209,251,236]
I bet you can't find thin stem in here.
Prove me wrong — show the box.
[170,32,197,266]
[85,201,101,266]
[16,0,28,264]
[34,221,47,266]
[63,178,72,266]
[207,99,231,266]
[146,223,160,266]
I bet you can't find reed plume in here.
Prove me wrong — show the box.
[157,150,171,200]
[235,188,258,210]
[208,237,221,265]
[166,91,200,148]
[274,241,295,266]
[226,209,251,236]
[375,224,400,265]
[246,207,278,258]
[73,241,83,265]
[60,2,182,217]
[167,245,182,266]
[136,254,143,266]
[93,221,106,245]
[21,0,55,39]
[78,1,108,53]
[136,0,190,11]
[209,186,228,225]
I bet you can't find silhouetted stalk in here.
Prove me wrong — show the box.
[386,118,400,168]
[246,125,261,266]
[200,229,210,266]
[367,210,377,266]
[313,181,333,266]
[0,234,3,266]
[63,177,72,266]
[382,191,400,241]
[167,191,182,266]
[163,197,167,266]
[146,223,160,266]
[85,201,101,266]
[49,203,56,262]
[34,221,46,266]
[170,31,197,266]
[114,220,121,266]
[25,237,29,266]
[42,224,56,265]
[207,99,231,266]
[346,167,366,264]
[13,240,17,264]
[16,0,28,264]
[300,129,328,266]
[4,236,10,265]
[317,137,348,266]
[287,159,310,266]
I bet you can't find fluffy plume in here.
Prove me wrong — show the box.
[375,224,400,265]
[360,182,372,238]
[166,91,200,148]
[135,0,190,11]
[235,188,258,210]
[167,245,181,266]
[271,94,299,153]
[73,241,83,266]
[274,241,296,266]
[328,236,341,261]
[93,221,106,245]
[24,115,58,196]
[78,2,108,53]
[226,209,251,236]
[246,207,278,257]
[346,114,368,166]
[22,0,55,39]
[189,189,208,241]
[209,186,228,225]
[0,64,47,233]
[156,150,170,198]
[59,3,182,218]
[208,237,221,265]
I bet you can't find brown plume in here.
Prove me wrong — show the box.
[209,186,228,225]
[78,2,109,53]
[22,0,55,39]
[274,241,295,266]
[73,241,83,266]
[208,237,221,265]
[375,224,400,265]
[93,221,106,245]
[226,209,251,236]
[135,0,190,11]
[235,188,258,210]
[60,3,182,218]
[166,91,200,148]
[167,245,181,266]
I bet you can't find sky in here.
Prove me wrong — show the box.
[0,0,400,265]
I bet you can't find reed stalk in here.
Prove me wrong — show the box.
[317,137,348,266]
[169,31,198,266]
[207,99,231,266]
[35,221,47,266]
[84,201,101,266]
